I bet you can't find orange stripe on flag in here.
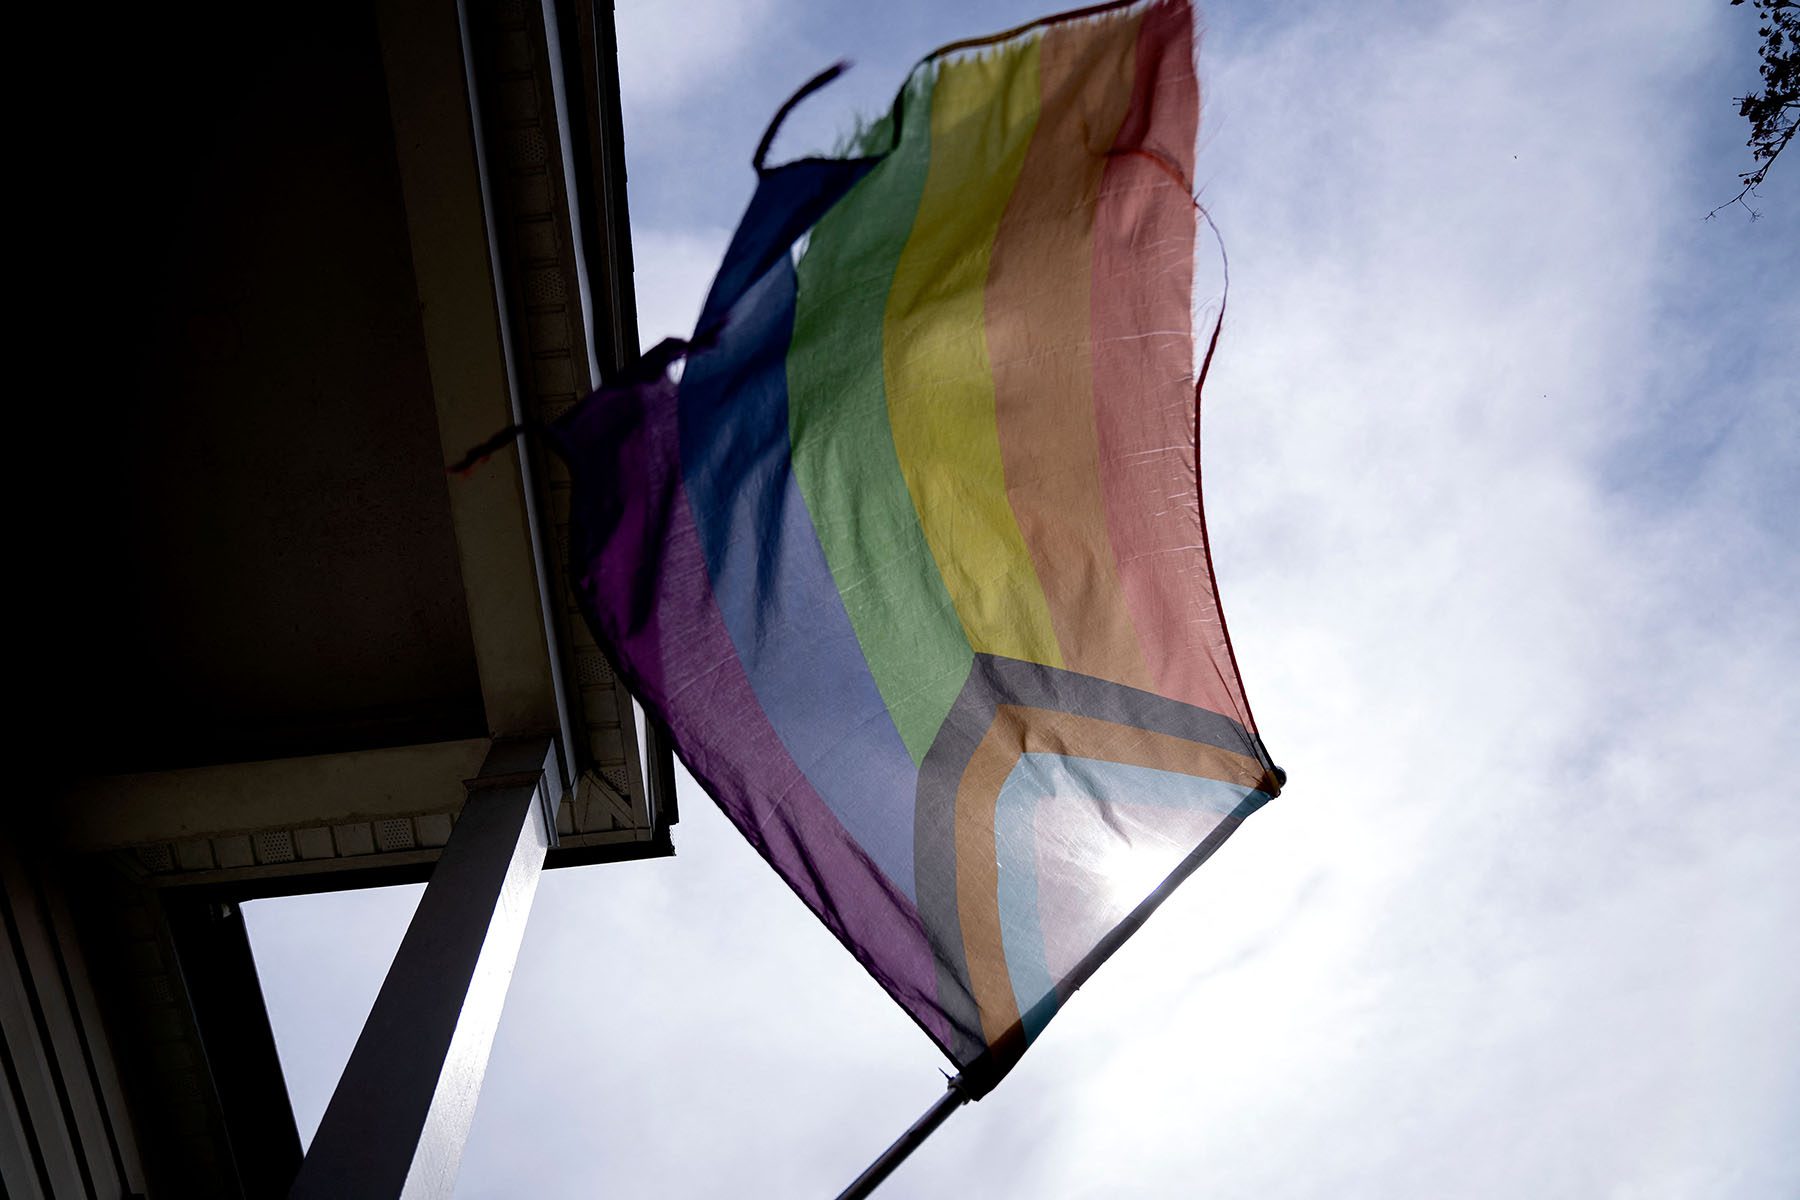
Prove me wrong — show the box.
[988,11,1154,692]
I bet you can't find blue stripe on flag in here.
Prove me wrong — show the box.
[679,255,922,899]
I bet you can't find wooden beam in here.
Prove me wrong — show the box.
[57,739,493,854]
[377,0,570,754]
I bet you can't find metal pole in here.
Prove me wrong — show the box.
[289,738,560,1200]
[834,1077,971,1200]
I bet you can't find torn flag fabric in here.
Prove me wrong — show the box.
[549,0,1280,1094]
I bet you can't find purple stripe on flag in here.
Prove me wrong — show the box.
[551,366,953,1053]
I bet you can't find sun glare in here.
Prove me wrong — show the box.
[1095,840,1178,911]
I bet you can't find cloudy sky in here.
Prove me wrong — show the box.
[245,0,1800,1195]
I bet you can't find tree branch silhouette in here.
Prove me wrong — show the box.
[1712,0,1797,218]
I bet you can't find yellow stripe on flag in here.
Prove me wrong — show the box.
[884,44,1063,668]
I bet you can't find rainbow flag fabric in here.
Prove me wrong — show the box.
[550,0,1280,1093]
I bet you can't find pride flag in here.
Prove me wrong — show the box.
[551,0,1280,1093]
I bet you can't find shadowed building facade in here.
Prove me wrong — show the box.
[4,2,668,1195]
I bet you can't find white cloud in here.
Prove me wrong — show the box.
[614,0,776,113]
[245,884,423,1145]
[630,226,734,345]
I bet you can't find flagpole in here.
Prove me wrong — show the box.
[834,1076,971,1200]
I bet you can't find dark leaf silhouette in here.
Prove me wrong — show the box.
[1715,0,1797,215]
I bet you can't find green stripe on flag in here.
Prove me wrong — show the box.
[788,69,972,764]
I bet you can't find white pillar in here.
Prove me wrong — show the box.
[289,737,559,1199]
